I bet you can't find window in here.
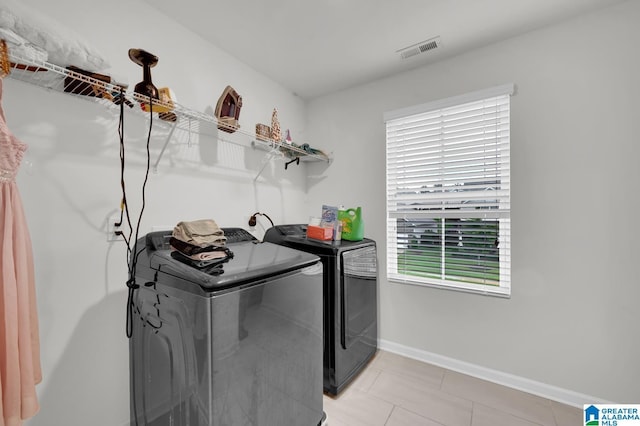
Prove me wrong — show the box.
[384,84,513,297]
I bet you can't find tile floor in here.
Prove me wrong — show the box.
[322,350,582,426]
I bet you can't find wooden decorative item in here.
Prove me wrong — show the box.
[141,87,173,111]
[271,108,281,142]
[215,85,242,133]
[255,123,271,141]
[158,88,177,122]
[0,40,11,78]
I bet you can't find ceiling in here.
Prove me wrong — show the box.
[145,0,625,100]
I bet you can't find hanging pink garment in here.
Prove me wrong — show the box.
[0,78,41,426]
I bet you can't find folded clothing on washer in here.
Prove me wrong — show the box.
[169,241,234,272]
[169,249,233,273]
[170,220,233,272]
[172,219,227,247]
[169,237,231,259]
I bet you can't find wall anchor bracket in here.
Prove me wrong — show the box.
[285,157,300,170]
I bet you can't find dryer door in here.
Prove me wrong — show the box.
[339,245,378,349]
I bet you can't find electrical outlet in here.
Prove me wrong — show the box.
[107,215,123,242]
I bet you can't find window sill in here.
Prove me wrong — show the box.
[388,275,511,298]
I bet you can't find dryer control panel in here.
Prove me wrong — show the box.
[269,224,308,236]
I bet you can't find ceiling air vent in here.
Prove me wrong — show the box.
[397,36,441,59]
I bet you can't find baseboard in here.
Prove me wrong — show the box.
[378,339,612,408]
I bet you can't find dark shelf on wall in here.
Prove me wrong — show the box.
[5,52,332,179]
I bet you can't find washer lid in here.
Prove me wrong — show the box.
[140,231,320,291]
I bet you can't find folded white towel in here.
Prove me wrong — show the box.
[0,27,48,63]
[0,0,110,71]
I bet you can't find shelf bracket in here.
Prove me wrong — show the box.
[254,150,279,181]
[284,157,300,170]
[153,121,179,173]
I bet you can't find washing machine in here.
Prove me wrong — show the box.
[129,228,325,426]
[263,224,378,395]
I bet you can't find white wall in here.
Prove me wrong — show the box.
[5,1,639,423]
[307,0,640,404]
[2,1,314,425]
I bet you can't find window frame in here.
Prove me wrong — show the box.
[384,84,514,297]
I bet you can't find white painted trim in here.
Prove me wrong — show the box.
[378,339,613,408]
[383,83,515,122]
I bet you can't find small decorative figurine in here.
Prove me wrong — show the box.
[215,85,242,133]
[271,108,281,142]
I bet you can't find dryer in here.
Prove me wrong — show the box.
[263,224,378,395]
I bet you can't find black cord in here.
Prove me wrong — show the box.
[118,91,136,338]
[123,94,154,338]
[118,89,131,249]
[131,97,153,267]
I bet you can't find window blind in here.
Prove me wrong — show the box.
[385,85,513,296]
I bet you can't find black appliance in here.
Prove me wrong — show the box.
[263,224,378,395]
[129,228,326,425]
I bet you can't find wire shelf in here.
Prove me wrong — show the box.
[5,52,332,171]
